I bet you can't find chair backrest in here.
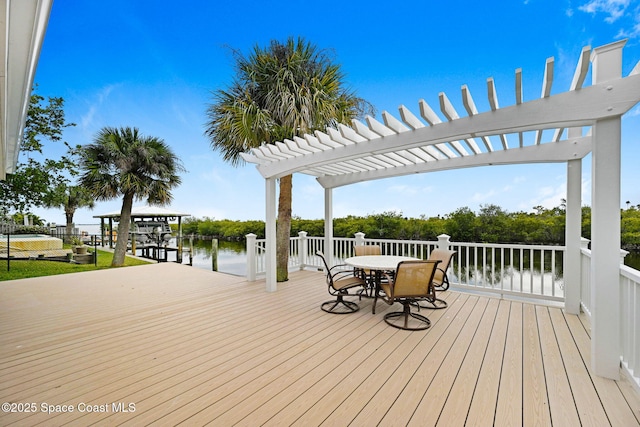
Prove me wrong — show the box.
[428,249,456,285]
[316,251,333,285]
[354,244,381,256]
[391,260,440,298]
[316,251,330,272]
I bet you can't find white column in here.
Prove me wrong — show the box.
[298,231,308,269]
[590,40,626,379]
[324,187,333,267]
[564,130,582,315]
[265,178,277,292]
[246,233,257,282]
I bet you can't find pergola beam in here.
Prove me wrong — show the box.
[317,135,592,188]
[253,75,640,180]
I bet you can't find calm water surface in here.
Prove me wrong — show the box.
[184,239,640,278]
[184,239,247,276]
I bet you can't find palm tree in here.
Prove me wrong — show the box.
[45,185,95,242]
[78,126,183,266]
[205,37,372,282]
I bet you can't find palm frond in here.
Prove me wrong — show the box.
[205,36,374,163]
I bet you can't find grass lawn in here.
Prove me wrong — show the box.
[0,249,153,281]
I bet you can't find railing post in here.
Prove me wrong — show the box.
[298,231,308,270]
[246,233,257,282]
[437,234,451,250]
[581,237,590,250]
[354,232,365,247]
[565,152,582,315]
[620,249,629,264]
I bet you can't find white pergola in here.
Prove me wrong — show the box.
[241,40,640,380]
[0,0,53,180]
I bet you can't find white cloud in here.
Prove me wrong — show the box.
[79,84,119,131]
[579,0,631,23]
[471,189,498,202]
[616,3,640,37]
[198,169,228,184]
[517,181,573,212]
[625,105,640,117]
[387,184,434,196]
[513,176,527,184]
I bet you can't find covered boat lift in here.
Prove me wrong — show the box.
[94,206,190,262]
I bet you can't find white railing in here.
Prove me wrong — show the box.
[579,243,640,391]
[248,231,639,389]
[620,265,640,390]
[449,242,565,303]
[248,232,565,301]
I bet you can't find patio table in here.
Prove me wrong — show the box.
[344,255,420,313]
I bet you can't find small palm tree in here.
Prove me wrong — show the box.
[205,37,372,281]
[45,185,95,243]
[78,127,183,266]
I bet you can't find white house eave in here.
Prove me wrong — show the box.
[0,0,53,180]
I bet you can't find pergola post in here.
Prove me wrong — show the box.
[564,128,583,315]
[590,40,626,379]
[324,188,334,267]
[265,177,277,292]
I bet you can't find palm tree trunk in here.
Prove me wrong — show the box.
[276,174,292,282]
[65,210,74,244]
[112,191,134,267]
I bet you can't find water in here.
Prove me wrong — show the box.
[185,239,247,276]
[76,224,249,276]
[75,223,640,277]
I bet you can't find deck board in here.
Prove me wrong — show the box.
[548,307,610,426]
[536,305,581,426]
[522,303,551,427]
[494,301,523,426]
[405,296,490,426]
[465,299,511,427]
[0,263,638,426]
[434,298,500,427]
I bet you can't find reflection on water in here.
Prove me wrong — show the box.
[184,239,247,276]
[182,238,640,284]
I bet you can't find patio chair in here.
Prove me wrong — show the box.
[353,244,383,295]
[407,248,455,310]
[317,251,366,314]
[354,244,382,256]
[428,248,457,291]
[375,260,441,330]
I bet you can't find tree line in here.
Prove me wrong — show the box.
[179,204,640,249]
[0,89,183,267]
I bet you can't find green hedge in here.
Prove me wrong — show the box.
[175,205,640,248]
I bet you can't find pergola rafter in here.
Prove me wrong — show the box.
[241,52,639,187]
[241,40,640,381]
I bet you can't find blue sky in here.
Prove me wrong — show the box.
[30,0,640,227]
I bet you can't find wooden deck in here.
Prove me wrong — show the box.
[1,263,639,426]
